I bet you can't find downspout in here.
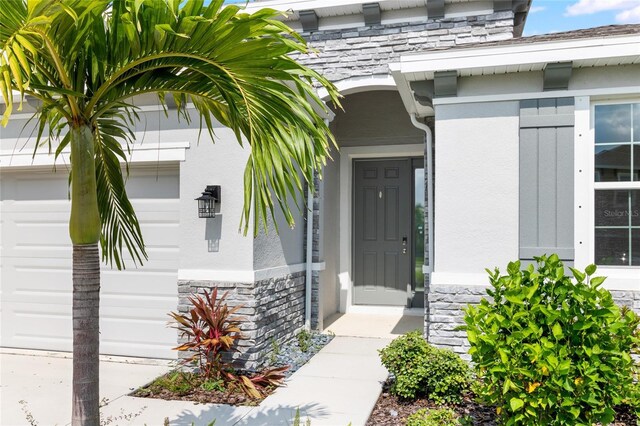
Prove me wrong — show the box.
[409,114,434,340]
[304,168,314,330]
[305,119,327,330]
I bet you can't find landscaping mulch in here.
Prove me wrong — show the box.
[133,332,335,406]
[366,379,639,426]
[366,380,496,426]
[132,372,271,406]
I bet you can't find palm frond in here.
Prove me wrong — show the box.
[88,0,340,235]
[93,111,147,269]
[0,0,341,267]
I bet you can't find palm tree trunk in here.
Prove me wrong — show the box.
[69,125,101,426]
[72,244,100,426]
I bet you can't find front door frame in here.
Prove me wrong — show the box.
[338,143,425,313]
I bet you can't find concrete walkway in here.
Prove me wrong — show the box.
[0,349,173,426]
[1,313,421,425]
[237,337,390,426]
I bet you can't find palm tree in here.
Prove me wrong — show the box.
[0,1,339,424]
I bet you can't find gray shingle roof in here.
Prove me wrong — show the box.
[437,23,640,51]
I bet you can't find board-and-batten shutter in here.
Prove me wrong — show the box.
[519,98,575,261]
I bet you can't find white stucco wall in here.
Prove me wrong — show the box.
[570,64,640,92]
[330,90,424,146]
[455,64,640,99]
[434,101,520,275]
[319,147,341,320]
[178,121,255,275]
[253,191,305,271]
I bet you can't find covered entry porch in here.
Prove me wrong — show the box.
[312,83,434,330]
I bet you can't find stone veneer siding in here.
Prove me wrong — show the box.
[177,272,305,371]
[611,290,640,315]
[295,11,515,83]
[427,284,640,360]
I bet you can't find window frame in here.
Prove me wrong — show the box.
[591,100,640,268]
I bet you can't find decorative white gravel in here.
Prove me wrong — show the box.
[267,332,334,377]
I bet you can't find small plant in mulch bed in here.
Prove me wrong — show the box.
[405,407,469,426]
[134,288,287,405]
[378,330,471,405]
[297,329,312,353]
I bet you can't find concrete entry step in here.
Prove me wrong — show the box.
[323,312,424,339]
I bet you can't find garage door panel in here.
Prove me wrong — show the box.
[2,259,71,305]
[100,306,176,358]
[11,245,71,259]
[3,302,73,352]
[126,174,179,199]
[102,279,177,308]
[1,167,180,359]
[1,211,71,259]
[13,178,69,200]
[101,252,179,271]
[138,226,180,248]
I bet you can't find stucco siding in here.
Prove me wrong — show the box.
[253,193,306,271]
[569,64,640,91]
[331,91,426,146]
[179,124,254,273]
[319,148,341,322]
[455,64,640,99]
[434,101,520,274]
[458,71,543,98]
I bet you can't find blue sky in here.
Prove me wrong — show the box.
[524,0,640,36]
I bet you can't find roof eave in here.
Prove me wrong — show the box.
[392,32,640,80]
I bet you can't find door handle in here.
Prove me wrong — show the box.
[402,236,407,254]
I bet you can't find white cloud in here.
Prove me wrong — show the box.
[565,0,640,16]
[616,4,640,22]
[529,6,547,13]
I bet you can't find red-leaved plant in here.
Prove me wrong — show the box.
[169,288,287,398]
[170,288,243,379]
[224,366,289,399]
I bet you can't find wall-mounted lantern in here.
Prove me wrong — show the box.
[195,185,220,218]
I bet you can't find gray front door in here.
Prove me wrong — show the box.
[354,159,412,306]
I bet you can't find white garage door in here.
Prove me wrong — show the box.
[0,165,180,359]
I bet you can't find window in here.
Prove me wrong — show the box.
[594,103,640,266]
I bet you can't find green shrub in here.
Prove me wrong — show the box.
[624,319,640,418]
[463,255,640,426]
[379,330,470,404]
[405,408,460,426]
